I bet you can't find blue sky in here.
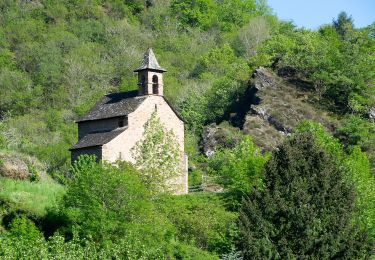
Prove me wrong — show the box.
[267,0,375,29]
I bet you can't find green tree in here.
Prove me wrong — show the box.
[158,194,237,255]
[216,0,256,31]
[336,115,375,150]
[195,44,243,77]
[205,77,242,122]
[65,155,173,245]
[171,0,215,30]
[208,136,268,207]
[132,112,181,194]
[297,120,375,240]
[333,11,354,39]
[0,69,41,116]
[368,21,375,39]
[238,16,271,59]
[238,133,371,259]
[179,90,209,133]
[345,147,375,239]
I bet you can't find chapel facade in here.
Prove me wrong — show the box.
[70,48,188,194]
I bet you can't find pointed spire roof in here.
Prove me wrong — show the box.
[134,48,166,72]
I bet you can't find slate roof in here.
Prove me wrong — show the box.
[76,90,147,122]
[134,48,166,72]
[70,128,126,150]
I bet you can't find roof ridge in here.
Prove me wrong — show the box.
[75,91,147,123]
[70,128,126,150]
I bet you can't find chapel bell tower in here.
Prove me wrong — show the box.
[134,48,166,96]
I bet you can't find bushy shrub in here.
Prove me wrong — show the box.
[8,215,42,241]
[336,115,375,151]
[65,155,173,246]
[208,136,269,207]
[205,76,247,122]
[172,242,218,259]
[0,232,166,259]
[157,193,237,255]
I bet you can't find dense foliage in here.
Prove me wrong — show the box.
[1,1,373,173]
[0,0,374,258]
[296,121,375,240]
[208,136,269,207]
[65,156,163,244]
[254,13,375,114]
[238,132,371,259]
[0,0,267,172]
[1,156,236,258]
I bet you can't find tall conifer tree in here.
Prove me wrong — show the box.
[238,133,371,259]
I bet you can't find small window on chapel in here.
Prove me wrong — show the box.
[152,75,159,94]
[118,116,128,128]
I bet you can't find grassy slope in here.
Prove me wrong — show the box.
[0,177,65,217]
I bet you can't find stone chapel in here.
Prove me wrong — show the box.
[70,48,188,194]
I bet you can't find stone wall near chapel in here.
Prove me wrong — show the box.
[103,95,187,194]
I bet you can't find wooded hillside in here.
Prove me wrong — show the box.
[0,0,374,258]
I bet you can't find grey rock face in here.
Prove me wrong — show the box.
[252,67,275,90]
[201,124,242,157]
[369,107,375,122]
[0,152,45,180]
[242,67,335,151]
[251,106,291,135]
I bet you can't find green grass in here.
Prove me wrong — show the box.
[0,177,65,217]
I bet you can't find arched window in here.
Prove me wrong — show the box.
[141,75,146,94]
[152,75,159,94]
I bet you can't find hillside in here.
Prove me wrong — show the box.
[0,0,374,258]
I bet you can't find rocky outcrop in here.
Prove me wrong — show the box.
[201,67,336,154]
[251,106,292,134]
[251,67,276,90]
[201,123,243,157]
[369,106,375,122]
[242,67,336,151]
[0,156,29,180]
[0,152,44,180]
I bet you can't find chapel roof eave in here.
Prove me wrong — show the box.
[70,128,126,150]
[133,67,167,73]
[75,90,146,123]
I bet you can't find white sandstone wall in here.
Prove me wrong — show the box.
[103,96,187,194]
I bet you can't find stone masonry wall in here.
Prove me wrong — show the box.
[103,95,187,194]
